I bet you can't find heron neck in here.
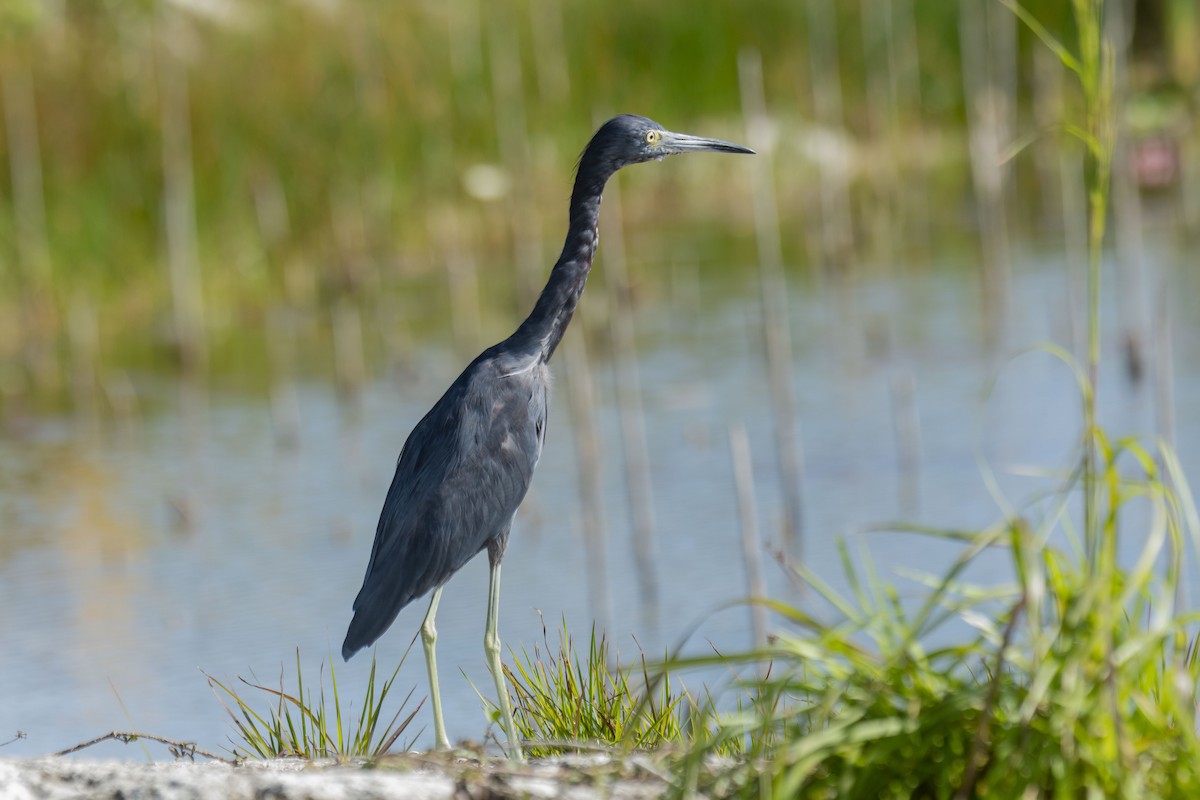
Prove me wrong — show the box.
[509,168,611,362]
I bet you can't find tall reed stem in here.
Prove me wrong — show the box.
[1071,0,1114,557]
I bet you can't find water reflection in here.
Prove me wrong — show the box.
[1,248,1195,760]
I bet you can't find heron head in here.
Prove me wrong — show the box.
[582,114,754,175]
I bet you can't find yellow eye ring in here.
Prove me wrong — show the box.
[645,130,662,145]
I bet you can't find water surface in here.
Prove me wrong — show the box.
[2,248,1196,759]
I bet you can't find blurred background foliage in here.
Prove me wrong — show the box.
[0,0,1194,412]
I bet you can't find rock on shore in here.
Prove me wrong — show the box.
[0,754,668,800]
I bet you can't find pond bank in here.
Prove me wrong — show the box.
[0,754,671,800]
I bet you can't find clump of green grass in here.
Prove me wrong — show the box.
[499,616,688,757]
[205,648,419,761]
[672,428,1200,798]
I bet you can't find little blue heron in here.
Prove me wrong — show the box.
[342,114,753,761]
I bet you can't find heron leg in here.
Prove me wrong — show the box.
[484,560,524,762]
[420,586,451,751]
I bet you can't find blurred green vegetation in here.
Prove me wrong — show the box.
[0,0,1194,409]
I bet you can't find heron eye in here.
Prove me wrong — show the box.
[645,130,662,145]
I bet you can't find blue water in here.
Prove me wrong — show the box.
[2,247,1196,760]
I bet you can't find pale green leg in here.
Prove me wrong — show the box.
[485,561,524,762]
[421,586,452,751]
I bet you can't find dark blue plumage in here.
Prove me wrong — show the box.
[341,115,752,759]
[342,348,547,655]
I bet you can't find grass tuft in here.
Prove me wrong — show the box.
[499,615,688,758]
[205,648,420,761]
[670,424,1200,797]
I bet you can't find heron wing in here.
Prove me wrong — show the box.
[342,351,547,657]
